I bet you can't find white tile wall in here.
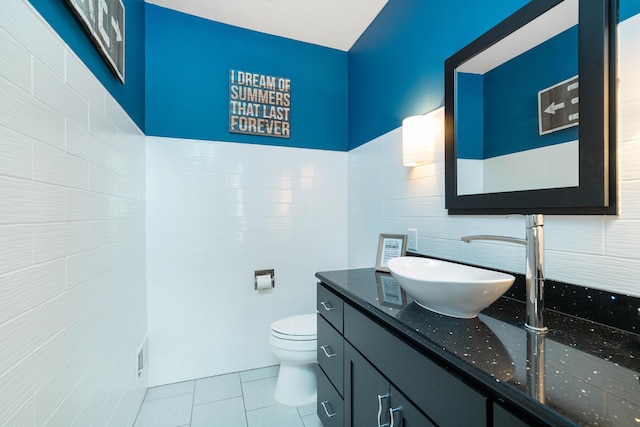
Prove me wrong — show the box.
[347,16,640,298]
[146,138,347,386]
[0,1,147,426]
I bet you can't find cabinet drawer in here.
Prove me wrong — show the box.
[317,314,344,397]
[317,283,344,333]
[317,365,344,427]
[344,304,488,427]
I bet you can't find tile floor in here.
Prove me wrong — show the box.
[134,365,323,427]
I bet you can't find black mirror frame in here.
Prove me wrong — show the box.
[444,0,617,215]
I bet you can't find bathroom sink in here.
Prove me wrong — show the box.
[387,257,515,319]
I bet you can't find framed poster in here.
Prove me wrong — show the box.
[64,0,125,83]
[375,234,407,272]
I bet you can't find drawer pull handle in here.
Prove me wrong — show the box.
[377,393,389,427]
[320,400,336,418]
[390,407,401,427]
[320,301,335,311]
[320,345,336,358]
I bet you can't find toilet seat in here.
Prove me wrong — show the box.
[270,314,317,341]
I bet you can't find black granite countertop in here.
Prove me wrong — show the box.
[316,267,640,427]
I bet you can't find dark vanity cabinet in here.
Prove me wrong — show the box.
[317,284,344,427]
[317,282,532,427]
[345,341,435,427]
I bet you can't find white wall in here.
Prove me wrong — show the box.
[146,138,347,386]
[348,15,640,299]
[0,1,148,426]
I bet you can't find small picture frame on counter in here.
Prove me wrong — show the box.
[375,233,407,272]
[376,272,407,308]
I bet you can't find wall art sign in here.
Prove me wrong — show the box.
[375,234,408,272]
[65,0,125,83]
[538,75,579,135]
[229,70,291,138]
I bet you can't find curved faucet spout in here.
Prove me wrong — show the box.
[461,214,547,333]
[461,235,525,246]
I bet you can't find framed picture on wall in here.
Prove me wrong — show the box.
[375,234,407,272]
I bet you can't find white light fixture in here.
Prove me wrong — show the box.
[402,114,435,167]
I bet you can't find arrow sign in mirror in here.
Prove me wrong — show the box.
[538,75,579,135]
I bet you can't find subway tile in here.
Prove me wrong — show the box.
[0,176,66,224]
[66,244,117,289]
[0,3,146,427]
[65,48,105,114]
[33,58,88,129]
[619,99,640,143]
[604,220,640,259]
[619,140,640,181]
[544,218,605,255]
[33,222,88,264]
[87,219,128,247]
[33,140,89,189]
[0,76,65,149]
[88,105,118,143]
[88,163,133,198]
[3,397,35,427]
[618,180,640,219]
[2,0,65,78]
[106,94,142,136]
[0,26,31,93]
[0,259,66,326]
[0,125,32,180]
[0,224,32,276]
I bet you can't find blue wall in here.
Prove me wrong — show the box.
[27,0,145,130]
[348,0,529,150]
[27,0,640,151]
[145,4,348,151]
[349,0,640,151]
[456,73,484,159]
[483,27,578,158]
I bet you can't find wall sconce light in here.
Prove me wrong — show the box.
[402,113,436,167]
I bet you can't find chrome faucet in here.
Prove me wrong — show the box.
[461,214,547,332]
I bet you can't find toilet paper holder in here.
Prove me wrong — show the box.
[254,269,275,290]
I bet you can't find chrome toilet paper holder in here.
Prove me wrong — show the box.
[254,269,275,290]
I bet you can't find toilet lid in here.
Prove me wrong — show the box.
[271,314,316,339]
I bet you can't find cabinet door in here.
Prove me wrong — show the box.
[317,365,344,427]
[345,342,391,427]
[318,283,344,332]
[317,314,344,396]
[389,385,436,427]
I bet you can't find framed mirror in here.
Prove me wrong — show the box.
[445,0,617,215]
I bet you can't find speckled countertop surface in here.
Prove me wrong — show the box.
[316,268,640,427]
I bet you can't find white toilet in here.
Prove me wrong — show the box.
[269,314,317,406]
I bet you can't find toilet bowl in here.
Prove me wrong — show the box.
[269,314,317,406]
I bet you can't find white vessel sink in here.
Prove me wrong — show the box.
[387,257,515,318]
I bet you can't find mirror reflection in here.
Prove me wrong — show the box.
[455,0,579,196]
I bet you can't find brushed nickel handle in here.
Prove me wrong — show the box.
[321,345,336,358]
[377,393,389,427]
[390,407,401,427]
[320,400,336,418]
[320,301,335,311]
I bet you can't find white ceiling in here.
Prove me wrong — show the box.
[145,0,389,51]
